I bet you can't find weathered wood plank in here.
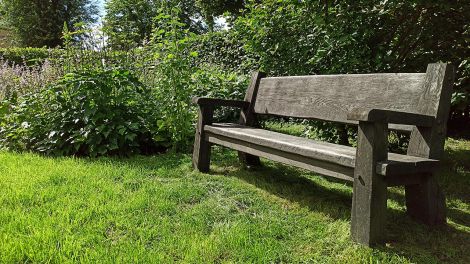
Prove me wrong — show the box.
[207,133,355,181]
[405,63,453,225]
[351,121,388,246]
[207,123,357,167]
[205,123,440,177]
[192,105,214,172]
[238,71,266,166]
[254,73,427,131]
[376,158,440,176]
[348,108,435,127]
[240,71,266,126]
[408,63,455,159]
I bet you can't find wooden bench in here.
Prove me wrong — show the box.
[192,63,454,246]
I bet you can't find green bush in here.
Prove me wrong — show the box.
[0,69,168,156]
[232,0,470,142]
[189,31,254,72]
[192,65,249,122]
[0,48,62,66]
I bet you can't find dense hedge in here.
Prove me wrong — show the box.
[195,1,470,137]
[189,31,254,73]
[0,48,61,65]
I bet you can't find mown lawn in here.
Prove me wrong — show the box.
[0,138,469,263]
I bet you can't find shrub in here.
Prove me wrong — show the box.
[192,65,249,122]
[0,48,62,66]
[189,31,254,73]
[148,7,254,151]
[0,69,167,156]
[233,0,470,142]
[148,8,198,152]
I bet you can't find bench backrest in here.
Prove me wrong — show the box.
[245,63,454,159]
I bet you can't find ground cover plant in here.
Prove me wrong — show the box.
[0,136,468,263]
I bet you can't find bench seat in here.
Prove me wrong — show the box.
[205,123,439,180]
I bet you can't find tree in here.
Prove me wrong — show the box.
[104,0,205,50]
[103,0,158,50]
[0,0,97,48]
[196,0,245,31]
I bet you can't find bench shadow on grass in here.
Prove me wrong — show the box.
[210,148,470,263]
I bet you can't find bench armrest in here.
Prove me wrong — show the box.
[347,108,435,127]
[192,97,250,109]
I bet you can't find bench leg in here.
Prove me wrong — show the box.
[238,152,261,167]
[193,106,213,172]
[405,174,446,225]
[351,172,388,246]
[351,121,388,246]
[193,135,211,172]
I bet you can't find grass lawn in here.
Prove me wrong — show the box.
[0,137,469,263]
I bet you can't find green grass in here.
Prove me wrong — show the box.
[0,138,469,263]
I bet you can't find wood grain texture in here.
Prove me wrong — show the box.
[407,63,455,159]
[240,71,266,126]
[205,123,439,177]
[351,121,388,246]
[254,73,428,131]
[192,106,214,172]
[405,63,453,226]
[207,133,355,181]
[347,108,435,127]
[238,71,266,166]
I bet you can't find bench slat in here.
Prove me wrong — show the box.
[205,123,439,177]
[254,73,428,131]
[207,133,355,181]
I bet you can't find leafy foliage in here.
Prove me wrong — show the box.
[451,59,470,133]
[192,65,249,121]
[189,31,252,72]
[104,0,207,50]
[235,0,469,74]
[0,0,98,47]
[233,0,470,141]
[104,0,160,50]
[0,69,166,156]
[1,0,468,157]
[149,7,202,151]
[196,0,245,31]
[0,47,62,65]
